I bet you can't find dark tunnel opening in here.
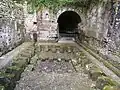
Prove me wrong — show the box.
[57,11,81,38]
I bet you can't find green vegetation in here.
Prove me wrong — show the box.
[103,85,119,90]
[0,44,34,90]
[13,0,106,14]
[96,76,119,90]
[0,85,5,90]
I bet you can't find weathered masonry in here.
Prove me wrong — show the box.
[1,0,120,62]
[33,1,120,56]
[0,0,120,90]
[0,0,25,56]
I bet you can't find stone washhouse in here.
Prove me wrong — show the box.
[0,0,120,90]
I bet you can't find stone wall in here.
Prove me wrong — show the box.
[0,0,25,56]
[37,8,58,41]
[80,1,120,57]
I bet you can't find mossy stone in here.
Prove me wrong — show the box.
[71,59,78,66]
[96,76,116,90]
[6,66,22,73]
[0,72,15,79]
[103,85,120,90]
[30,55,38,65]
[19,53,31,58]
[6,66,23,81]
[66,46,73,53]
[59,46,64,53]
[36,45,41,52]
[0,72,15,87]
[12,60,28,68]
[44,46,49,52]
[0,85,5,90]
[88,67,103,81]
[81,58,90,68]
[62,46,68,52]
[24,65,34,72]
[51,47,57,53]
[79,52,85,57]
[13,56,28,62]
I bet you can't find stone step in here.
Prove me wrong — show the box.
[75,43,120,85]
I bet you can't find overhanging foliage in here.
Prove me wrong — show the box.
[12,0,108,14]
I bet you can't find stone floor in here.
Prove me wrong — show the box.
[1,42,118,90]
[15,59,95,90]
[14,43,96,90]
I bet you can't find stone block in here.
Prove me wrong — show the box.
[87,30,98,38]
[44,45,49,52]
[71,58,78,66]
[5,66,23,81]
[12,60,28,68]
[24,65,34,72]
[51,47,57,53]
[19,52,32,58]
[96,76,117,90]
[0,72,15,87]
[85,63,103,81]
[30,55,38,65]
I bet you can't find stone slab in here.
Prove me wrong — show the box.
[0,42,33,70]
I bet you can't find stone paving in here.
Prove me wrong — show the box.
[7,42,119,90]
[15,44,95,90]
[15,59,95,90]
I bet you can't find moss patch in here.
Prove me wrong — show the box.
[0,44,34,90]
[0,85,5,90]
[96,76,117,90]
[103,85,120,90]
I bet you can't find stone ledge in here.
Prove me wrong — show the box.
[75,43,120,85]
[0,42,33,70]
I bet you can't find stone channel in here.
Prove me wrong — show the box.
[0,42,119,90]
[13,43,119,90]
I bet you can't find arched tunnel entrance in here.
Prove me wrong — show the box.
[57,11,81,39]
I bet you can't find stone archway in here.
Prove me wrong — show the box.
[57,10,81,38]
